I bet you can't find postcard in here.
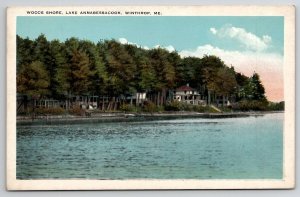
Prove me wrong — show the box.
[7,6,295,190]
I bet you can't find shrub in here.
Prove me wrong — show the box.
[164,101,181,111]
[267,101,284,111]
[143,101,164,112]
[68,105,86,116]
[120,103,141,112]
[165,101,213,112]
[234,99,268,111]
[35,107,66,115]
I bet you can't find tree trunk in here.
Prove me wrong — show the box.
[157,92,160,106]
[107,101,111,111]
[31,99,36,121]
[102,96,105,111]
[208,90,211,106]
[130,95,133,106]
[161,90,165,105]
[114,97,118,111]
[136,93,139,106]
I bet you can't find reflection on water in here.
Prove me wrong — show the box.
[17,113,283,179]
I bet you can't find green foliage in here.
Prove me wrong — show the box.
[176,57,201,88]
[148,48,176,90]
[17,35,34,72]
[69,50,91,94]
[267,101,284,111]
[239,72,266,101]
[35,107,66,115]
[164,100,182,111]
[56,47,91,96]
[102,40,137,96]
[234,99,268,111]
[120,103,141,112]
[143,101,164,112]
[16,35,271,112]
[17,61,50,98]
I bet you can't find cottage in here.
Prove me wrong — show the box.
[34,99,60,108]
[72,95,98,109]
[173,84,206,105]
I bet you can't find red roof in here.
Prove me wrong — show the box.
[176,85,194,91]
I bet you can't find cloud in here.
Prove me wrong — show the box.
[165,45,175,52]
[179,44,283,101]
[210,27,217,35]
[210,25,272,52]
[154,44,176,52]
[118,37,138,46]
[118,38,128,44]
[119,38,150,50]
[263,35,272,44]
[119,38,177,52]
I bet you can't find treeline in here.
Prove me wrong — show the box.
[17,34,281,111]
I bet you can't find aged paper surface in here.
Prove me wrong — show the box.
[7,6,295,190]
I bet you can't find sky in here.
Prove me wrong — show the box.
[17,16,284,102]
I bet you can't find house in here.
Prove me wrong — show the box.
[72,95,99,109]
[34,99,61,108]
[135,92,147,105]
[173,84,206,105]
[17,94,61,112]
[125,92,147,106]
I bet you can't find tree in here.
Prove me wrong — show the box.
[103,40,136,96]
[214,67,237,105]
[17,61,50,112]
[147,48,176,105]
[49,39,67,98]
[201,55,227,105]
[69,50,91,95]
[17,36,34,72]
[56,48,91,109]
[16,35,269,112]
[80,40,108,96]
[245,72,266,101]
[176,57,201,88]
[56,49,91,95]
[235,72,250,101]
[17,61,50,97]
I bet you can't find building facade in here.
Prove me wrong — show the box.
[173,84,206,106]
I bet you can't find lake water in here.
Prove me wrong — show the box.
[17,113,283,179]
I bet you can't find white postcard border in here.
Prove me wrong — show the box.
[6,5,295,190]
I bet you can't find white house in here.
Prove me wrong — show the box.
[173,84,206,105]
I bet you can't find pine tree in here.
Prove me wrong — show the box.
[17,61,50,98]
[245,72,266,101]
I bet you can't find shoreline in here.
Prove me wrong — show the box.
[16,111,283,126]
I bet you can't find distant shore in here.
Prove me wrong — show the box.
[17,111,283,126]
